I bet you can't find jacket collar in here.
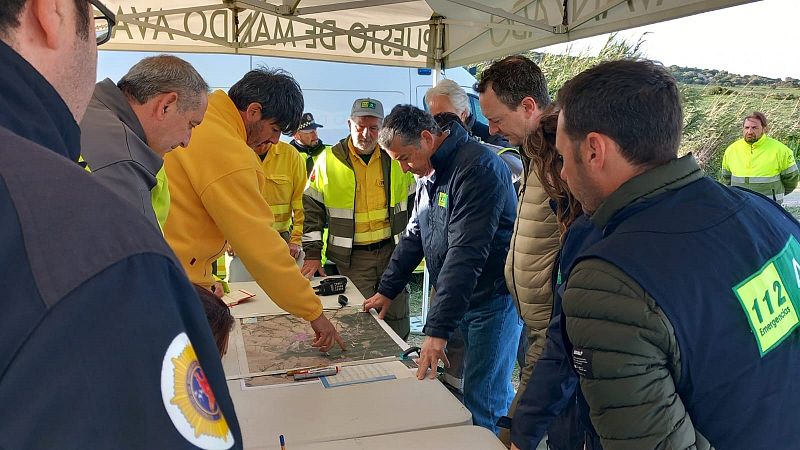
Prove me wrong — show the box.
[208,90,247,141]
[591,154,705,229]
[346,137,380,164]
[269,141,282,155]
[91,78,147,143]
[749,134,768,148]
[0,40,80,162]
[290,138,326,156]
[430,120,469,173]
[331,136,375,165]
[259,140,283,163]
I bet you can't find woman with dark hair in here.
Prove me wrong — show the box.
[523,104,582,235]
[194,285,235,356]
[511,105,603,450]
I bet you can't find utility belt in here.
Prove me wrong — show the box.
[352,238,392,251]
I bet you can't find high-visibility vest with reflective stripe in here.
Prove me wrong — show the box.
[348,142,392,245]
[260,141,306,237]
[722,134,798,203]
[304,140,414,266]
[213,254,227,279]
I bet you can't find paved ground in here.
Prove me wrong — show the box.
[785,191,800,206]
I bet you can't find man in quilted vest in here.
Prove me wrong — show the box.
[476,55,562,446]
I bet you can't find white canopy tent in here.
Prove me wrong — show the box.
[102,0,759,69]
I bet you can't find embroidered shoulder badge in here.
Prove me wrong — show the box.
[161,333,234,449]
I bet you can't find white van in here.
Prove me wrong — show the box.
[97,52,483,144]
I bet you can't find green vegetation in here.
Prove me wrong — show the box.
[669,66,800,89]
[469,34,800,180]
[682,84,800,178]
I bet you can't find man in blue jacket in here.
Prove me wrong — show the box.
[364,106,522,434]
[0,1,241,448]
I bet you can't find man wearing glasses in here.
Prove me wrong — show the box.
[0,1,242,448]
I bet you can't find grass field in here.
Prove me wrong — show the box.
[406,273,425,349]
[680,83,800,179]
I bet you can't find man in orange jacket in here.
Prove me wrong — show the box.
[164,68,344,351]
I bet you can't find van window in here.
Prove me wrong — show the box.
[468,93,488,124]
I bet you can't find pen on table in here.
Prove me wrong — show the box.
[286,366,313,376]
[292,366,339,380]
[287,365,337,376]
[279,434,286,450]
[286,365,324,376]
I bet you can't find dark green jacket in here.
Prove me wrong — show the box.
[562,155,713,450]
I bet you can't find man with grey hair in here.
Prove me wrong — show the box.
[426,79,524,399]
[426,79,523,189]
[302,98,416,339]
[364,105,521,434]
[426,79,511,148]
[80,54,209,229]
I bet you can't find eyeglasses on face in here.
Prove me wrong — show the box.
[89,0,116,46]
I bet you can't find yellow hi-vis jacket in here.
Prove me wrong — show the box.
[346,139,392,246]
[722,134,798,203]
[163,90,322,321]
[260,141,306,245]
[302,137,415,268]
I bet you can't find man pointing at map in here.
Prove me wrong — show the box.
[364,106,521,435]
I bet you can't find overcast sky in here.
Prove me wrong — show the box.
[539,0,800,79]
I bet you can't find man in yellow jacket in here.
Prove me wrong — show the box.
[228,140,307,281]
[722,111,798,204]
[164,68,344,351]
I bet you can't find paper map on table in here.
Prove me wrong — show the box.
[239,308,403,375]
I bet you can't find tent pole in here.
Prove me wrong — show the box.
[420,16,445,331]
